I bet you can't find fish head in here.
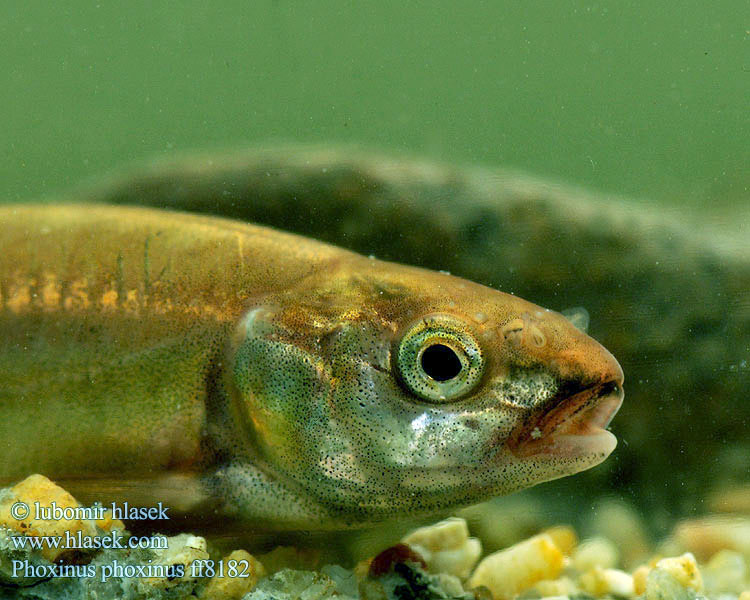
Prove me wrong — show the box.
[227,256,624,523]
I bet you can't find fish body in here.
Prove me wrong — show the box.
[0,204,623,530]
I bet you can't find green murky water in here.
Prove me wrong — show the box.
[1,2,747,209]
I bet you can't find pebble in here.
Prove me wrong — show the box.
[141,534,209,587]
[645,568,694,600]
[245,569,346,600]
[572,537,620,571]
[3,475,750,600]
[653,553,704,593]
[542,525,578,556]
[633,564,651,596]
[701,550,747,595]
[0,474,123,562]
[589,499,650,568]
[434,573,467,597]
[533,575,579,597]
[672,516,750,562]
[578,567,635,597]
[402,517,482,579]
[467,533,563,600]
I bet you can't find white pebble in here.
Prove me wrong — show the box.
[589,499,650,568]
[645,568,693,600]
[434,573,465,597]
[703,550,746,594]
[402,517,482,579]
[142,533,209,587]
[403,517,470,552]
[572,537,620,571]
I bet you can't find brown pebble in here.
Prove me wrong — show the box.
[369,543,427,577]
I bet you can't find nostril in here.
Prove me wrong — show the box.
[501,318,524,339]
[529,325,546,348]
[501,317,547,349]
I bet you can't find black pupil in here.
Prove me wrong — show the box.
[421,344,462,381]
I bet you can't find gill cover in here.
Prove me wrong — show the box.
[231,307,333,483]
[229,304,399,512]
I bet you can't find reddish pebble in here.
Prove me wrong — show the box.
[369,543,427,577]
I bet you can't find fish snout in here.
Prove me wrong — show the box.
[501,310,624,389]
[558,334,624,392]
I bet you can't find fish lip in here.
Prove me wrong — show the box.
[508,380,624,458]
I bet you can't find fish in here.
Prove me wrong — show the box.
[83,147,749,519]
[0,203,624,530]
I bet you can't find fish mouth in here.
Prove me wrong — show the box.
[509,379,624,459]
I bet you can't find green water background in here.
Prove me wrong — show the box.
[2,2,747,209]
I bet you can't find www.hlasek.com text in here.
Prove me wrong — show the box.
[10,529,168,552]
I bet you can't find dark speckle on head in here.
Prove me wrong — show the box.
[463,418,480,431]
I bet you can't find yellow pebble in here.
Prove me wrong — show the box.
[199,550,265,600]
[578,567,634,597]
[93,507,125,534]
[353,558,371,580]
[534,576,579,597]
[672,516,750,562]
[632,564,651,595]
[0,474,96,561]
[654,553,703,593]
[402,517,470,552]
[467,533,564,600]
[543,525,578,556]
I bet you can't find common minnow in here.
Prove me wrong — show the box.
[0,204,624,530]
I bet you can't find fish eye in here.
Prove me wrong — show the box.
[395,314,484,402]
